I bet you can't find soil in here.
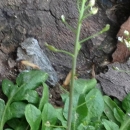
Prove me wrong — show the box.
[0,0,130,106]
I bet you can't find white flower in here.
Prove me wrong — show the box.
[90,7,98,15]
[124,30,129,36]
[118,37,123,42]
[89,0,95,7]
[124,39,130,48]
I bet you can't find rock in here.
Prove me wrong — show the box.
[17,38,58,86]
[97,59,130,101]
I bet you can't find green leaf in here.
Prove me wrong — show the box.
[7,118,28,130]
[25,104,41,130]
[16,70,48,87]
[0,99,5,122]
[85,88,104,120]
[76,94,88,120]
[22,90,40,104]
[6,102,26,120]
[103,96,123,124]
[122,93,130,113]
[102,119,119,130]
[2,79,18,98]
[39,83,49,111]
[63,94,79,120]
[42,103,57,129]
[55,108,67,128]
[74,78,97,95]
[14,70,48,101]
[113,108,125,123]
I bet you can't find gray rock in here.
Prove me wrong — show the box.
[17,38,58,86]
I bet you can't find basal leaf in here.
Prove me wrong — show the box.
[113,108,125,123]
[7,118,28,130]
[0,99,5,122]
[103,96,123,124]
[16,70,48,87]
[2,79,18,98]
[25,104,41,130]
[122,92,130,113]
[102,119,119,130]
[6,102,26,121]
[74,78,97,95]
[85,88,104,120]
[22,90,40,104]
[13,70,48,101]
[42,103,57,129]
[55,108,67,128]
[76,94,88,120]
[39,83,49,111]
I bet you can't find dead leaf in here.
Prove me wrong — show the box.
[112,17,130,62]
[20,60,40,69]
[63,70,72,87]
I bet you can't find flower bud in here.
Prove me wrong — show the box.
[89,0,95,7]
[124,30,129,36]
[90,7,98,15]
[61,15,65,23]
[100,24,110,33]
[45,42,58,52]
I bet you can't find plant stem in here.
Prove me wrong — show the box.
[0,99,12,130]
[67,0,86,129]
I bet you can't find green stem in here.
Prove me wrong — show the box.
[58,50,74,57]
[0,99,12,130]
[66,0,86,129]
[80,31,102,44]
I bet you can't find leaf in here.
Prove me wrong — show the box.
[7,118,28,130]
[42,103,57,129]
[14,70,48,101]
[102,119,119,130]
[2,79,18,98]
[16,70,48,87]
[55,108,67,128]
[103,96,123,124]
[85,88,104,120]
[63,94,79,120]
[122,92,130,113]
[0,99,5,122]
[74,78,97,95]
[6,102,26,121]
[39,83,49,111]
[113,108,125,123]
[25,104,41,130]
[76,94,88,120]
[22,90,40,104]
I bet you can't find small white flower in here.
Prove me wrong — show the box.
[124,30,129,36]
[90,7,98,15]
[89,0,95,7]
[124,39,130,48]
[118,37,123,42]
